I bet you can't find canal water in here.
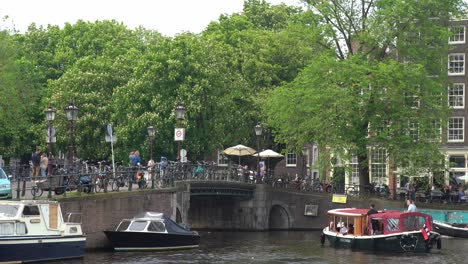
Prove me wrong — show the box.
[59,231,467,263]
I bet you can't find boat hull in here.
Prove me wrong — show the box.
[0,235,86,263]
[323,231,439,253]
[104,231,200,251]
[433,221,468,238]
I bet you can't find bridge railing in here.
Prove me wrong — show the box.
[2,162,258,199]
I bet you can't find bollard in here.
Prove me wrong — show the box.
[16,177,21,199]
[21,178,26,197]
[104,173,108,193]
[151,169,155,189]
[128,169,133,191]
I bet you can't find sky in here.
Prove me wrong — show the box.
[0,0,303,36]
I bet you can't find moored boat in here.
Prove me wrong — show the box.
[320,208,441,253]
[433,220,468,238]
[104,211,200,251]
[0,200,86,263]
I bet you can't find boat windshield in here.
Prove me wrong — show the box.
[128,221,148,231]
[0,204,20,217]
[117,220,131,231]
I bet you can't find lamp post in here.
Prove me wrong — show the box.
[45,106,56,172]
[254,124,263,183]
[147,126,155,161]
[64,103,79,174]
[174,103,186,161]
[147,126,156,189]
[302,147,308,178]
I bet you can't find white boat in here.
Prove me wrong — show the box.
[0,200,86,263]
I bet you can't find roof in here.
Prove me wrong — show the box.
[327,208,432,221]
[132,211,164,220]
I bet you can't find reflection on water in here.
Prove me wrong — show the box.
[56,231,467,264]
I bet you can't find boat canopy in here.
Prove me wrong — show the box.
[133,212,164,220]
[130,212,194,235]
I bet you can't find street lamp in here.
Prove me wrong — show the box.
[302,147,308,178]
[45,107,56,158]
[255,124,263,183]
[174,103,186,161]
[45,106,56,177]
[147,126,155,161]
[147,126,156,189]
[64,102,79,174]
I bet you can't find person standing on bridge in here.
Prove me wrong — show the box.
[31,149,41,181]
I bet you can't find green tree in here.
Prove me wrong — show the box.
[266,0,465,185]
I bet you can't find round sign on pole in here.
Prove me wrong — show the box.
[174,128,185,141]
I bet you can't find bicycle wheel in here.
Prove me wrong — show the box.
[111,178,121,191]
[31,186,43,198]
[95,178,104,193]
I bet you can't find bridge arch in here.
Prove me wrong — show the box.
[268,203,291,230]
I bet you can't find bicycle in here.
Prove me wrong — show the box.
[94,161,111,193]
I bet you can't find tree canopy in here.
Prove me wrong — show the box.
[266,0,465,185]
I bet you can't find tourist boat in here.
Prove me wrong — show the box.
[0,200,86,263]
[320,208,441,253]
[104,211,200,251]
[433,220,468,238]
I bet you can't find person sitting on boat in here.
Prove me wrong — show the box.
[406,199,417,212]
[340,223,347,235]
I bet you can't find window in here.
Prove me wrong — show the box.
[286,153,297,167]
[448,117,464,142]
[16,222,26,235]
[148,221,166,232]
[350,154,360,185]
[387,218,399,232]
[116,220,131,231]
[217,150,229,167]
[404,91,419,108]
[449,155,465,168]
[304,148,310,167]
[128,221,147,231]
[22,206,40,216]
[408,120,419,141]
[449,83,464,108]
[449,26,465,44]
[0,223,14,235]
[370,148,387,183]
[430,120,442,142]
[448,53,465,75]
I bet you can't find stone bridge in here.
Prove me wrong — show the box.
[58,181,406,249]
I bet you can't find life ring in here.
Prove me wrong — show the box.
[320,233,326,245]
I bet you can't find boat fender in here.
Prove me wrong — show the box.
[351,237,356,250]
[320,233,326,245]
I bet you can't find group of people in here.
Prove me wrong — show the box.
[31,149,48,180]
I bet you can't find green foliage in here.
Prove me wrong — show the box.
[267,0,465,185]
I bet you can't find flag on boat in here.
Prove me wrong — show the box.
[421,222,431,240]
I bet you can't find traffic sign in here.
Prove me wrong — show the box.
[174,128,185,141]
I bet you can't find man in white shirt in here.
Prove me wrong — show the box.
[406,199,417,212]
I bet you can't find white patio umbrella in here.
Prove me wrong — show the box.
[223,144,257,165]
[253,149,284,172]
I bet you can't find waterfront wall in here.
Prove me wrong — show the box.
[56,183,466,249]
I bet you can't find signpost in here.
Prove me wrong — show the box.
[105,124,117,177]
